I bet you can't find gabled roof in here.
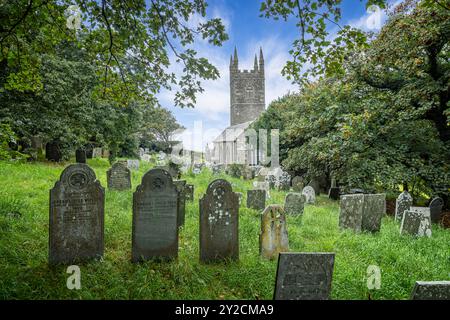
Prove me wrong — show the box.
[213,121,253,142]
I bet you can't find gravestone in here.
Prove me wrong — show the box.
[242,166,254,180]
[45,141,62,162]
[200,179,239,263]
[247,189,266,211]
[276,171,291,191]
[400,207,432,238]
[260,205,289,259]
[307,179,321,196]
[75,149,86,164]
[173,180,187,227]
[185,184,194,201]
[265,174,276,189]
[274,252,335,300]
[429,197,444,224]
[132,168,178,262]
[291,176,304,192]
[302,186,316,204]
[92,147,102,158]
[339,194,385,233]
[284,193,305,216]
[410,281,450,300]
[361,194,385,232]
[328,187,340,200]
[107,162,131,190]
[253,181,271,199]
[101,149,110,158]
[141,154,150,162]
[127,159,140,171]
[49,164,104,264]
[395,191,413,222]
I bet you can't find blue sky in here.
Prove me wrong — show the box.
[157,0,393,151]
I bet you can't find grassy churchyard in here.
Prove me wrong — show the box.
[0,158,448,300]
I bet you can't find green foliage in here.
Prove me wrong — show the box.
[226,163,244,178]
[0,123,28,161]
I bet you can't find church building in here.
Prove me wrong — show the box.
[208,47,266,165]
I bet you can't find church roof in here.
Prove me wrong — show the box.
[213,121,253,142]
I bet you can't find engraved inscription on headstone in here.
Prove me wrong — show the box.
[410,281,450,300]
[395,191,413,222]
[247,189,266,211]
[274,252,335,300]
[107,162,131,190]
[132,168,179,262]
[200,179,239,263]
[260,205,289,260]
[283,193,305,216]
[400,207,432,237]
[49,164,104,264]
[173,180,187,227]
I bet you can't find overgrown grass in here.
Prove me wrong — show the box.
[0,159,449,299]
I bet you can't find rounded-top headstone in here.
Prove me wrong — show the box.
[429,197,444,224]
[302,186,316,204]
[284,192,306,215]
[395,191,413,222]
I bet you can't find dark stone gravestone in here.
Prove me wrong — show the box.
[410,281,450,300]
[395,191,413,222]
[247,189,266,211]
[283,193,305,216]
[328,187,340,200]
[339,194,364,232]
[107,162,131,190]
[361,194,385,232]
[185,184,194,201]
[400,207,432,237]
[46,140,62,162]
[260,205,289,259]
[429,197,444,224]
[173,180,187,227]
[274,252,335,300]
[200,179,239,263]
[75,149,86,164]
[49,164,104,264]
[132,168,178,262]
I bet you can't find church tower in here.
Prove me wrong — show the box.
[229,47,265,126]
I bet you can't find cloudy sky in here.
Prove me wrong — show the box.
[157,0,395,151]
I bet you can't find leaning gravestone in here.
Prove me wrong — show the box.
[200,179,239,263]
[173,180,187,227]
[339,194,385,233]
[410,281,450,300]
[302,186,316,204]
[260,205,289,260]
[132,168,178,262]
[291,176,304,192]
[274,252,335,300]
[400,207,432,238]
[127,159,140,171]
[395,191,413,222]
[75,149,86,164]
[107,162,131,190]
[247,189,266,211]
[49,164,104,264]
[284,193,305,216]
[185,184,194,201]
[429,197,444,224]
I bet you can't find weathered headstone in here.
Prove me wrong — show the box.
[260,205,289,259]
[173,180,187,227]
[429,197,444,224]
[339,194,385,233]
[274,252,335,300]
[247,189,266,211]
[46,141,62,162]
[276,171,291,191]
[132,168,178,262]
[302,186,316,204]
[200,179,239,263]
[410,281,450,300]
[92,147,102,158]
[127,159,139,171]
[75,149,86,164]
[49,164,104,264]
[395,191,413,222]
[107,162,131,190]
[291,176,304,192]
[400,207,432,237]
[185,184,194,201]
[361,194,386,232]
[284,193,305,216]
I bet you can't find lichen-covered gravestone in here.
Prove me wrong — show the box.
[49,164,104,264]
[107,162,131,190]
[173,180,187,227]
[260,205,289,259]
[395,191,413,222]
[274,252,335,300]
[291,176,304,192]
[247,189,266,211]
[361,194,386,232]
[275,171,291,191]
[301,186,316,204]
[410,281,450,300]
[185,184,194,201]
[400,207,432,238]
[283,193,305,216]
[132,168,179,262]
[429,197,444,224]
[265,174,276,189]
[339,194,385,233]
[200,179,239,263]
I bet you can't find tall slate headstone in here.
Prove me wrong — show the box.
[260,205,289,260]
[395,191,413,222]
[173,180,187,227]
[361,193,386,232]
[400,207,432,238]
[302,186,316,204]
[410,281,450,300]
[339,194,385,233]
[429,197,444,224]
[132,168,179,262]
[75,149,86,164]
[200,179,239,263]
[274,252,335,300]
[284,193,305,216]
[107,162,131,190]
[49,164,104,264]
[247,189,266,211]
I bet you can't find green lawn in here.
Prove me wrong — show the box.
[0,159,449,300]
